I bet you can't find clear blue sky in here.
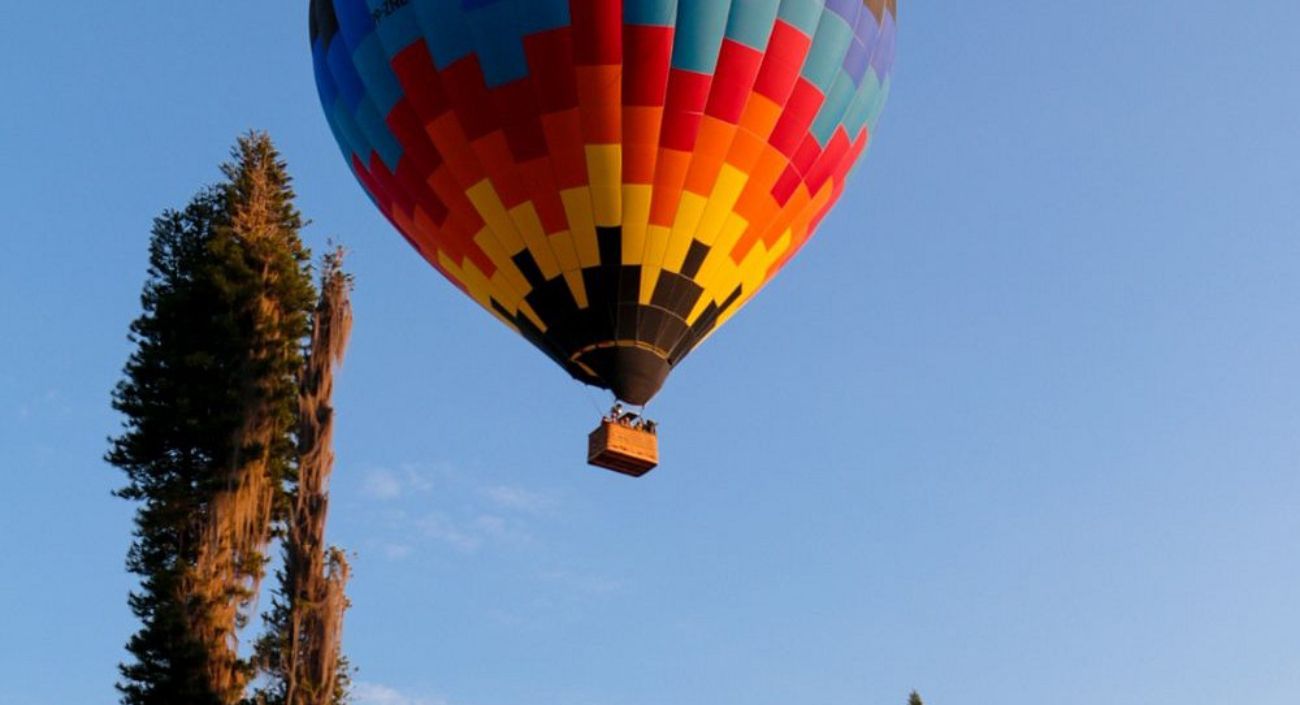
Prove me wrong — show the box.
[3,3,1299,704]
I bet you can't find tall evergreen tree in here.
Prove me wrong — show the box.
[254,250,354,705]
[185,132,316,703]
[110,187,232,705]
[908,690,925,705]
[110,133,317,705]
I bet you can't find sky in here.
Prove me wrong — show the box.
[2,2,1300,704]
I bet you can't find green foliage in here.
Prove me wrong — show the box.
[909,690,925,705]
[253,252,354,705]
[110,133,322,705]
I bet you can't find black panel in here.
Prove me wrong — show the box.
[494,228,730,403]
[595,226,623,267]
[511,251,548,291]
[573,346,670,406]
[650,272,704,320]
[309,0,339,46]
[493,299,566,369]
[651,313,690,354]
[615,303,640,341]
[715,284,744,317]
[681,239,711,278]
[617,265,642,300]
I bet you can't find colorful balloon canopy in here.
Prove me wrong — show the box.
[310,0,897,404]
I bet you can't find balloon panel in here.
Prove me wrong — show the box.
[311,0,897,404]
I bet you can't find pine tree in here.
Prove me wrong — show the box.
[908,690,925,705]
[184,132,317,704]
[110,133,317,705]
[111,188,233,705]
[254,250,354,705]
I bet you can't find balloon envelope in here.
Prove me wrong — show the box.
[310,0,897,404]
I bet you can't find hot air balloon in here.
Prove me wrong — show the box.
[310,0,897,474]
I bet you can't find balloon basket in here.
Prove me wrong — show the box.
[588,414,659,477]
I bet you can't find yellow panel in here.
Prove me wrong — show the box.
[768,230,793,265]
[560,187,601,268]
[489,270,523,311]
[549,230,580,272]
[466,180,525,255]
[434,251,470,297]
[686,298,711,326]
[508,202,562,280]
[621,184,652,264]
[547,230,589,309]
[754,230,793,295]
[735,241,773,314]
[717,243,764,335]
[438,251,490,310]
[695,164,749,246]
[693,257,740,325]
[688,214,750,322]
[563,271,589,309]
[472,227,530,302]
[585,144,623,227]
[638,224,672,303]
[662,191,708,273]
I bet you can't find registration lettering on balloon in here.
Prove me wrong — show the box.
[370,0,410,23]
[310,0,897,405]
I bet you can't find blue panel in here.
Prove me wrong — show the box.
[327,94,375,164]
[312,39,339,111]
[841,70,878,135]
[335,0,377,48]
[626,0,679,26]
[464,0,530,86]
[810,70,854,143]
[353,33,405,115]
[724,0,781,50]
[413,0,476,69]
[326,37,366,111]
[671,0,732,73]
[776,0,824,35]
[355,98,404,171]
[801,8,853,91]
[370,1,425,54]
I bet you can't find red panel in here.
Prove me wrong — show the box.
[522,29,579,114]
[540,109,589,189]
[623,24,674,107]
[659,69,712,151]
[390,40,451,120]
[804,128,850,196]
[570,0,622,65]
[517,157,570,234]
[473,131,529,207]
[492,78,549,163]
[768,78,824,156]
[753,21,811,104]
[428,166,496,277]
[393,152,448,227]
[771,165,801,206]
[576,65,622,143]
[623,106,664,184]
[367,151,414,219]
[440,55,500,142]
[790,133,823,177]
[706,40,763,123]
[351,153,391,217]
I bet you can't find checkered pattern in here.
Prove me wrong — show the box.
[311,0,897,403]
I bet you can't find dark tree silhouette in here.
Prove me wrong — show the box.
[255,249,354,705]
[110,133,340,705]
